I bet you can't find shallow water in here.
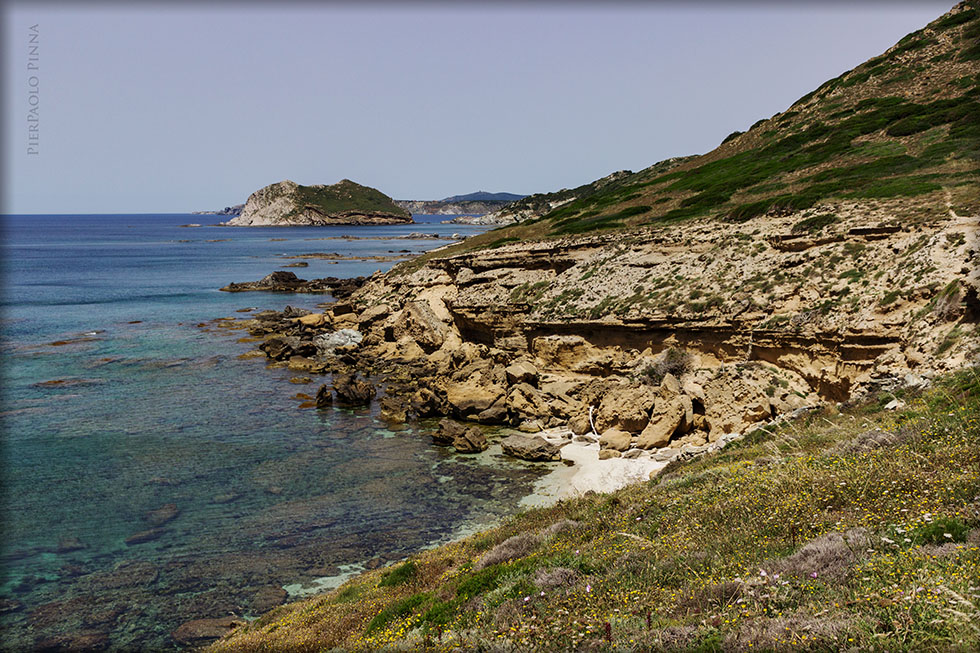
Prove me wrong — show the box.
[0,214,552,650]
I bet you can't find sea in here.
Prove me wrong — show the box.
[0,213,552,650]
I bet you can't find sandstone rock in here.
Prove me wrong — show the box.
[433,419,466,446]
[506,383,552,423]
[598,428,632,452]
[598,449,621,460]
[171,617,243,647]
[296,312,330,327]
[505,360,539,386]
[444,375,506,418]
[379,396,408,423]
[453,427,489,454]
[518,420,544,433]
[287,356,318,372]
[475,398,509,424]
[704,372,772,438]
[145,503,179,527]
[357,303,390,327]
[595,384,655,433]
[501,435,562,461]
[638,380,689,449]
[387,301,447,353]
[315,384,333,408]
[413,387,444,418]
[332,374,376,405]
[568,413,592,436]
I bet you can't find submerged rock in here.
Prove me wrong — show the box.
[171,617,244,647]
[453,427,489,454]
[144,503,180,527]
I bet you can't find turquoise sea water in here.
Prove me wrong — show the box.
[0,214,549,650]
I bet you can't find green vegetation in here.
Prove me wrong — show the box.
[210,368,980,652]
[378,561,418,588]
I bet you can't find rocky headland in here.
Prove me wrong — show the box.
[225,179,413,227]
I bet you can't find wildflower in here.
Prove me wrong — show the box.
[586,584,592,593]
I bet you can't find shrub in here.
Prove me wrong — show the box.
[912,517,971,544]
[474,533,540,570]
[639,348,694,386]
[378,561,418,587]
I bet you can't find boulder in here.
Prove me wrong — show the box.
[444,375,506,418]
[433,419,466,446]
[387,301,447,353]
[504,361,539,386]
[598,428,632,452]
[518,420,544,433]
[568,413,593,436]
[379,396,408,423]
[501,435,562,461]
[453,427,489,454]
[260,336,298,361]
[412,387,444,418]
[506,383,552,423]
[332,374,376,405]
[598,449,622,460]
[638,400,681,450]
[594,384,656,433]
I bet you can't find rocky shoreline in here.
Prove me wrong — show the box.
[218,202,977,484]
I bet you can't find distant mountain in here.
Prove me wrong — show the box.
[226,179,413,226]
[439,191,526,203]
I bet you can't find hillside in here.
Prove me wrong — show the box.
[441,191,525,203]
[226,179,413,226]
[208,3,980,651]
[211,368,979,652]
[395,198,515,216]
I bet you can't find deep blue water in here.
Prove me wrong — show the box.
[0,214,546,650]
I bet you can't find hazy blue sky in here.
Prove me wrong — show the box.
[2,1,954,214]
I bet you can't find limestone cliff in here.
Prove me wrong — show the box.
[225,179,413,226]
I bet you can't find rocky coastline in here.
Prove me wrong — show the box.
[216,202,978,487]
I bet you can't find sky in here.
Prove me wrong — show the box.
[1,1,956,214]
